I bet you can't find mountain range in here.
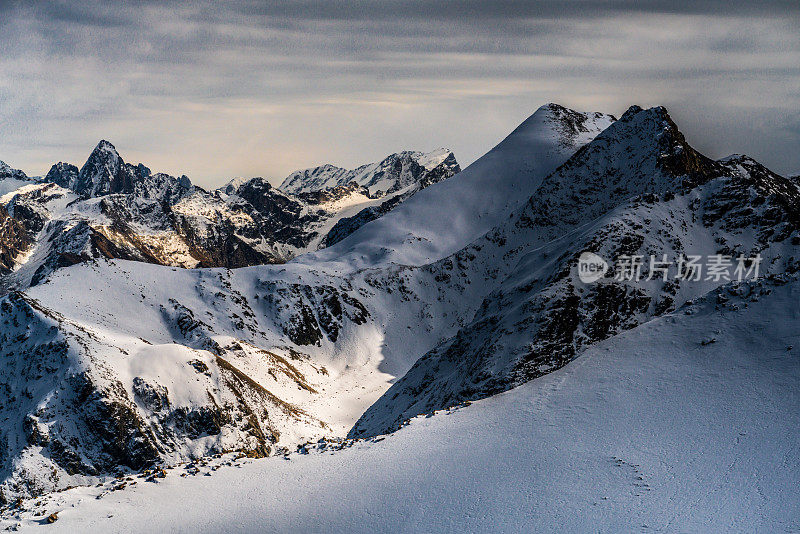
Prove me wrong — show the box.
[0,143,459,292]
[0,102,797,530]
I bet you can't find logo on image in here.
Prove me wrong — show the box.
[577,251,609,283]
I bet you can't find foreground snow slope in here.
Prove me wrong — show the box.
[16,278,800,533]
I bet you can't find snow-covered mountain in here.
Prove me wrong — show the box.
[222,147,460,252]
[0,104,597,497]
[350,105,800,437]
[279,149,458,196]
[0,142,460,292]
[0,162,31,192]
[45,140,193,202]
[0,100,797,527]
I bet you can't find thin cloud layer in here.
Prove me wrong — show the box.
[0,0,798,187]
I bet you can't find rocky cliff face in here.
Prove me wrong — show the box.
[0,205,31,273]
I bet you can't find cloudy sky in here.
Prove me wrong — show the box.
[1,1,798,188]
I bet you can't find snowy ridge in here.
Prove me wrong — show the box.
[302,103,616,269]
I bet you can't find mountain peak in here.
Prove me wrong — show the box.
[44,141,192,202]
[93,139,118,154]
[717,153,774,169]
[220,176,251,195]
[74,140,124,198]
[592,105,714,182]
[532,102,617,121]
[535,102,587,117]
[44,162,80,191]
[618,104,670,124]
[86,140,122,169]
[619,104,644,120]
[518,103,724,235]
[0,161,28,181]
[495,104,616,159]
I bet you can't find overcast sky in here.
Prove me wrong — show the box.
[1,0,798,188]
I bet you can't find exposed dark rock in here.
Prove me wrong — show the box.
[44,162,79,190]
[0,205,30,274]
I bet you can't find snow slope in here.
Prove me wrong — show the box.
[11,276,799,533]
[0,179,30,197]
[302,104,615,269]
